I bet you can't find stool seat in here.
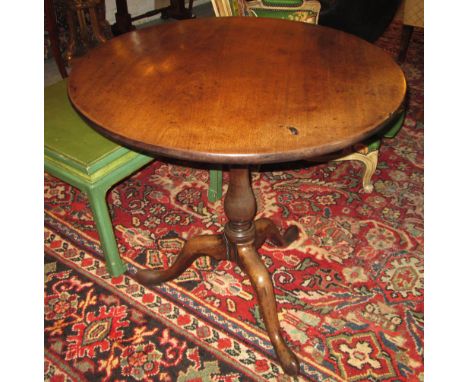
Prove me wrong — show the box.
[45,81,138,176]
[45,80,153,276]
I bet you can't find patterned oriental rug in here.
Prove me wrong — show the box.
[44,21,423,382]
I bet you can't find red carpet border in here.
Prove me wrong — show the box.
[44,22,423,382]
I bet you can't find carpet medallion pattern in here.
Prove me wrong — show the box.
[44,22,423,382]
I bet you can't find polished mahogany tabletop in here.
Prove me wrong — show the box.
[68,16,406,165]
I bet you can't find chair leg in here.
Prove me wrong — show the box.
[208,169,223,202]
[335,150,379,193]
[86,187,127,276]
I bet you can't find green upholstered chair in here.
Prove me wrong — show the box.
[208,0,405,195]
[45,80,154,276]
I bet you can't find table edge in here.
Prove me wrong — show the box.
[70,95,406,165]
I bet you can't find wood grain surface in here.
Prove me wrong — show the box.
[68,17,406,165]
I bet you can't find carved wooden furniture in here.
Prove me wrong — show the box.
[45,80,153,276]
[64,0,111,64]
[67,17,406,375]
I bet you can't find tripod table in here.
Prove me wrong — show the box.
[68,17,406,375]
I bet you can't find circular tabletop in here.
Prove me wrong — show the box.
[68,17,406,165]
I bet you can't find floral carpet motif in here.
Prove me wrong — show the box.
[44,21,423,382]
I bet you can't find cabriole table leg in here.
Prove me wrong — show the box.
[135,167,300,375]
[224,167,299,375]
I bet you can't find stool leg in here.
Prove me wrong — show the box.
[86,187,127,277]
[208,169,223,202]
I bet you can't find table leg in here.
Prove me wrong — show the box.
[224,167,300,375]
[135,167,300,376]
[136,234,227,284]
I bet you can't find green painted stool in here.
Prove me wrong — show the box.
[45,80,154,276]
